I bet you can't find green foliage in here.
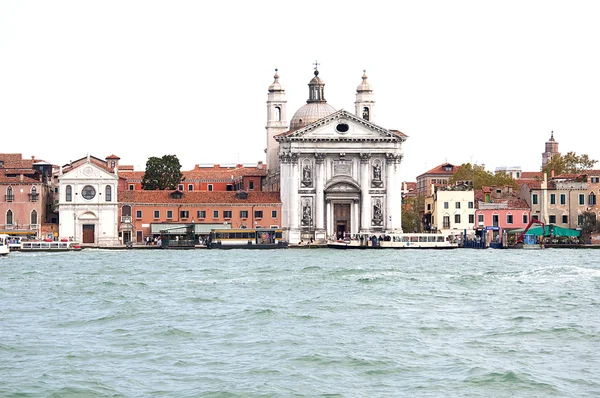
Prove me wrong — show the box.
[542,152,597,176]
[581,211,599,234]
[448,163,518,190]
[141,155,184,190]
[402,195,424,233]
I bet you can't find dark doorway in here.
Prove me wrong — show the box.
[334,203,351,239]
[82,224,95,244]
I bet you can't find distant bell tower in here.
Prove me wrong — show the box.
[354,70,375,122]
[266,69,288,182]
[542,131,560,168]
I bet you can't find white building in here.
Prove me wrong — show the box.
[266,67,407,243]
[431,187,475,236]
[57,155,120,246]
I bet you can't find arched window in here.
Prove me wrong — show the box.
[6,209,13,225]
[105,185,112,202]
[30,186,39,202]
[275,106,281,122]
[122,205,132,217]
[30,210,38,226]
[6,186,13,202]
[589,192,596,205]
[362,107,370,121]
[65,185,72,202]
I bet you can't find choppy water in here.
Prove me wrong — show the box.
[1,248,599,397]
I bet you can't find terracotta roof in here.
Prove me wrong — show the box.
[118,190,281,205]
[519,180,542,189]
[119,165,267,182]
[418,163,459,177]
[0,175,41,184]
[474,189,529,209]
[519,171,542,179]
[106,154,121,159]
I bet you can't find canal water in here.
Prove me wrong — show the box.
[1,248,599,397]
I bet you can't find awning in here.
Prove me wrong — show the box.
[0,230,37,235]
[507,225,580,237]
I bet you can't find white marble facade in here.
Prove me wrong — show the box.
[268,69,407,243]
[58,157,120,246]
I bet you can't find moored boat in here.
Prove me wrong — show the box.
[0,234,9,256]
[327,232,458,249]
[206,227,288,249]
[20,240,83,252]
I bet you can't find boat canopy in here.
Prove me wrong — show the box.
[508,225,581,237]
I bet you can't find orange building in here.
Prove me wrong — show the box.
[118,190,281,244]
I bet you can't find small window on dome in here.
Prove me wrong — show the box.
[336,123,349,133]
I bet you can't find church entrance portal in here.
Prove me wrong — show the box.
[334,204,351,239]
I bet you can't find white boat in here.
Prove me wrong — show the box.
[327,232,459,249]
[8,236,22,251]
[0,234,9,256]
[20,240,83,252]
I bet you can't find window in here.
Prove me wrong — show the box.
[507,214,513,224]
[105,185,112,202]
[254,210,263,219]
[154,210,160,219]
[29,187,39,202]
[589,192,596,205]
[562,215,568,224]
[213,210,219,218]
[427,203,431,211]
[82,185,96,200]
[167,210,173,219]
[240,210,248,218]
[65,185,72,202]
[188,184,193,191]
[592,177,599,183]
[578,215,583,225]
[550,194,556,205]
[6,209,13,224]
[178,184,184,191]
[180,210,189,219]
[136,210,142,219]
[454,214,461,224]
[249,181,254,190]
[198,210,206,219]
[223,210,232,219]
[468,202,474,209]
[523,214,528,224]
[129,184,135,190]
[6,186,14,202]
[272,210,277,218]
[208,185,213,191]
[455,202,461,209]
[444,202,449,209]
[532,194,538,205]
[226,185,233,191]
[468,214,474,223]
[579,194,585,205]
[549,215,556,224]
[443,216,450,228]
[492,214,499,227]
[31,210,38,225]
[478,214,484,224]
[532,214,539,221]
[560,194,566,205]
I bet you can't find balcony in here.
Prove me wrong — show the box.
[121,216,132,223]
[5,194,14,202]
[29,193,39,202]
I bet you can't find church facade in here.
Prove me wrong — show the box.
[265,67,407,243]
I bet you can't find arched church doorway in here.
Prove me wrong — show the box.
[325,177,361,239]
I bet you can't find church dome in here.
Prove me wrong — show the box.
[290,102,337,131]
[289,67,336,131]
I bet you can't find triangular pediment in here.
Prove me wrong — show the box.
[60,161,117,181]
[279,110,406,142]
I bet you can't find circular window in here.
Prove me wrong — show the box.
[82,185,96,200]
[336,123,349,133]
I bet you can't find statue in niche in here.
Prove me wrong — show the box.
[301,164,313,187]
[302,202,312,226]
[372,162,383,188]
[372,199,383,225]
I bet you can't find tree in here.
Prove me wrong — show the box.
[402,195,424,233]
[141,155,184,190]
[542,152,597,176]
[581,211,599,234]
[448,163,518,190]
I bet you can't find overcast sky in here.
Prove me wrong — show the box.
[1,1,599,181]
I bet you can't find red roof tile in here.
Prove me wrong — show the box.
[118,190,281,205]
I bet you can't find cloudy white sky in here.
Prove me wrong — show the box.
[1,1,599,181]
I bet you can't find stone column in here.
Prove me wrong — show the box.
[279,152,290,233]
[360,153,371,232]
[386,153,403,232]
[353,199,360,235]
[326,199,332,239]
[315,153,326,231]
[290,153,299,230]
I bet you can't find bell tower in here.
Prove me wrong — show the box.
[266,69,287,186]
[355,70,375,122]
[542,131,560,168]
